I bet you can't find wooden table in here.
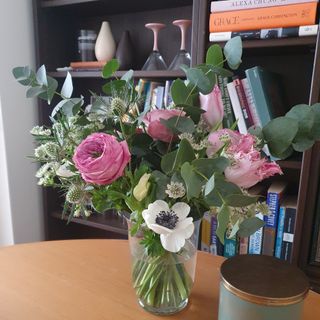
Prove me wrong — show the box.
[0,240,319,319]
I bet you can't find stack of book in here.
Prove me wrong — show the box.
[201,181,298,262]
[136,79,173,111]
[209,0,318,42]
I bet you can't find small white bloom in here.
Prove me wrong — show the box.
[56,163,76,178]
[165,182,186,199]
[142,200,194,253]
[30,125,51,136]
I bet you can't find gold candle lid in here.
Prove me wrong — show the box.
[220,255,309,306]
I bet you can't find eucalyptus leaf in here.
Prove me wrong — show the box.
[216,205,230,244]
[131,133,153,156]
[102,80,126,95]
[12,66,35,86]
[204,174,215,196]
[152,170,170,199]
[102,59,119,79]
[121,69,134,82]
[61,72,73,98]
[37,76,58,104]
[206,44,223,66]
[238,217,265,238]
[171,79,193,105]
[26,86,46,98]
[229,220,240,239]
[185,68,212,94]
[161,151,177,174]
[181,162,204,200]
[263,117,299,157]
[176,104,204,123]
[160,116,195,134]
[225,194,259,207]
[223,36,242,70]
[36,65,48,86]
[192,157,230,179]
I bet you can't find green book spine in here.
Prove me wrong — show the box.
[218,75,236,129]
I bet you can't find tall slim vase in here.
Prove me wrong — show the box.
[115,30,135,70]
[95,21,116,62]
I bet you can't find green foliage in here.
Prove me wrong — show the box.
[181,162,204,200]
[102,59,119,78]
[61,72,73,99]
[206,44,223,66]
[223,36,242,70]
[238,217,265,238]
[140,230,165,257]
[160,116,195,134]
[216,205,230,244]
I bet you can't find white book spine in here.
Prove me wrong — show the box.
[211,0,318,13]
[209,32,231,42]
[226,82,247,134]
[299,25,319,36]
[248,212,264,254]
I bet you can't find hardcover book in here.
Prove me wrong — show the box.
[209,25,318,42]
[224,235,237,258]
[209,3,317,32]
[262,181,287,256]
[275,203,286,258]
[245,66,286,128]
[280,197,297,262]
[201,212,211,252]
[210,0,318,13]
[226,82,248,134]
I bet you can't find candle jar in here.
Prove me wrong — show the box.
[78,30,97,61]
[218,255,309,320]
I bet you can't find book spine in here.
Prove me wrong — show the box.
[275,205,286,258]
[248,212,264,254]
[226,82,247,134]
[217,75,236,129]
[239,237,249,255]
[201,212,211,252]
[233,77,254,128]
[280,207,297,262]
[156,86,164,109]
[210,0,318,13]
[209,3,317,33]
[209,215,218,255]
[224,235,237,258]
[164,80,173,108]
[245,67,271,127]
[209,25,319,42]
[262,191,282,256]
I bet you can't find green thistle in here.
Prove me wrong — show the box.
[66,185,83,204]
[111,97,127,115]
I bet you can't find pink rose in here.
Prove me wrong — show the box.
[73,133,130,185]
[228,134,256,154]
[207,129,241,157]
[200,85,224,128]
[224,149,282,188]
[143,109,185,143]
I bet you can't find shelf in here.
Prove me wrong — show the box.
[41,0,193,14]
[48,70,186,79]
[277,159,302,170]
[51,210,128,235]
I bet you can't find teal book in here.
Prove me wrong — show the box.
[223,235,237,258]
[245,66,285,127]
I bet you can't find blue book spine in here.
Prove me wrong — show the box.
[209,216,218,255]
[248,212,264,254]
[223,235,237,258]
[275,206,286,258]
[264,192,281,228]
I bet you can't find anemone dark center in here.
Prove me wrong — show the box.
[155,210,179,229]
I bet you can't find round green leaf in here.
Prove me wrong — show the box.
[102,59,119,79]
[223,36,242,70]
[206,44,223,66]
[238,217,265,238]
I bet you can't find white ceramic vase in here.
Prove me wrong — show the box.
[95,21,116,62]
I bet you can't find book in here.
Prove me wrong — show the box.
[233,77,254,128]
[262,181,287,256]
[224,235,237,258]
[245,66,285,128]
[209,215,218,255]
[201,212,212,252]
[144,81,163,111]
[239,237,249,254]
[226,82,247,134]
[209,3,317,33]
[280,197,297,262]
[209,25,319,42]
[275,197,291,258]
[217,75,236,129]
[164,80,173,108]
[248,184,268,255]
[210,0,318,13]
[155,86,165,109]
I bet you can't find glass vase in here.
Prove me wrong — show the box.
[127,220,200,315]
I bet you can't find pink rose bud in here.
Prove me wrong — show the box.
[143,109,185,143]
[200,85,224,128]
[73,133,131,185]
[224,149,282,188]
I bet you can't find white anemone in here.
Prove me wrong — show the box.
[142,200,194,253]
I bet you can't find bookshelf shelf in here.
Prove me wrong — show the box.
[50,211,128,235]
[48,70,186,79]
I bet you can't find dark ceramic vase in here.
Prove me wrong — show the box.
[115,30,135,70]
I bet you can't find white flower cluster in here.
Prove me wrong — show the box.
[34,142,60,161]
[178,133,208,151]
[165,182,186,199]
[36,162,59,186]
[30,126,51,136]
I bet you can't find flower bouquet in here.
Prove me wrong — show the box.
[13,37,320,315]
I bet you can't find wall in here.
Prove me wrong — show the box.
[0,0,44,245]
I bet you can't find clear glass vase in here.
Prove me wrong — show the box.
[127,220,200,315]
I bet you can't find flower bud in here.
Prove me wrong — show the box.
[133,173,151,202]
[66,185,83,204]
